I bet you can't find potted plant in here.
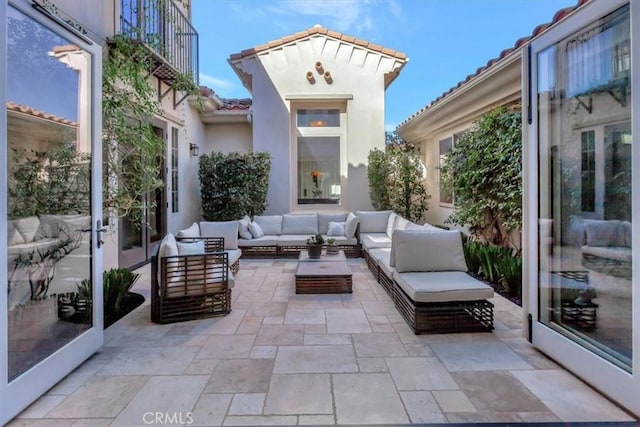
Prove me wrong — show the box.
[306,233,324,259]
[326,237,339,255]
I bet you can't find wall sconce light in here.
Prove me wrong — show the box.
[189,143,199,157]
[306,71,315,84]
[324,71,333,84]
[315,61,324,74]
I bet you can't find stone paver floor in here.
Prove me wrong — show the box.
[10,259,636,425]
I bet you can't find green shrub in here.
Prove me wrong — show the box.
[367,134,431,222]
[463,238,522,300]
[199,152,271,221]
[103,268,140,315]
[442,106,522,248]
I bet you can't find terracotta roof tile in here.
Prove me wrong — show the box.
[229,25,407,62]
[219,98,252,111]
[398,0,590,129]
[7,101,77,126]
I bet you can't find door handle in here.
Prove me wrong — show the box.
[96,219,107,248]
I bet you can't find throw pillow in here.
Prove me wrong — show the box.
[249,221,265,238]
[158,233,178,258]
[327,221,346,236]
[176,240,205,255]
[345,213,359,239]
[177,222,200,239]
[238,215,253,240]
[385,212,398,238]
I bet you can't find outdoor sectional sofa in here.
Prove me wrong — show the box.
[359,210,494,334]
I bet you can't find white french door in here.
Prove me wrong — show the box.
[526,0,639,416]
[1,1,103,423]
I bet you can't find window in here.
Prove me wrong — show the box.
[297,137,340,204]
[171,128,178,213]
[297,109,340,127]
[581,130,595,212]
[439,137,453,205]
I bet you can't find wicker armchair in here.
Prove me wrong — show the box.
[151,237,231,324]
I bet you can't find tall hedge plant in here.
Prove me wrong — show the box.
[199,152,271,220]
[441,106,522,248]
[367,135,430,222]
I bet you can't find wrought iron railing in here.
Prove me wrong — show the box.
[120,0,199,85]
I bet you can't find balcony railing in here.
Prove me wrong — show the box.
[120,0,199,86]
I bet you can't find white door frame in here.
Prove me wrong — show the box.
[525,0,639,416]
[0,1,103,423]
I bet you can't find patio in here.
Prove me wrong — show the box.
[9,258,635,425]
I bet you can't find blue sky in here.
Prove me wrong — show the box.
[193,0,577,131]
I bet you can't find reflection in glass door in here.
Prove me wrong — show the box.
[2,3,102,423]
[537,2,632,370]
[529,0,638,416]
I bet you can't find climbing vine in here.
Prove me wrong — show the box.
[102,34,200,225]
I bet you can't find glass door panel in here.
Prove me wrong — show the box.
[6,4,94,381]
[536,4,632,371]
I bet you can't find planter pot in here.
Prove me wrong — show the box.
[326,244,339,255]
[307,244,322,259]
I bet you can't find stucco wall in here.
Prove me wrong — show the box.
[203,123,252,155]
[233,34,404,214]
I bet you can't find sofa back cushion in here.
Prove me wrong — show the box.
[356,210,392,233]
[584,219,624,247]
[254,215,283,235]
[200,221,239,249]
[282,214,318,234]
[392,229,468,273]
[318,213,348,234]
[385,212,398,238]
[622,221,632,248]
[177,222,200,239]
[7,220,25,246]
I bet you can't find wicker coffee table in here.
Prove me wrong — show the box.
[295,250,353,294]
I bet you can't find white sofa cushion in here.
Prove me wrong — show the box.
[277,235,310,246]
[360,233,392,250]
[318,213,348,234]
[622,221,632,248]
[254,215,283,235]
[238,236,278,247]
[327,221,345,236]
[392,229,467,272]
[282,214,318,234]
[356,210,392,233]
[386,212,398,238]
[177,222,200,239]
[404,222,424,231]
[177,240,205,255]
[249,221,265,238]
[393,271,493,303]
[226,249,242,265]
[7,238,60,257]
[395,216,410,231]
[200,221,239,250]
[159,233,179,258]
[238,215,252,240]
[345,213,359,239]
[7,221,25,246]
[369,247,393,277]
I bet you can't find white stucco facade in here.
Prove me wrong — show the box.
[229,26,407,214]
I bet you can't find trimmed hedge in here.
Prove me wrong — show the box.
[199,152,271,221]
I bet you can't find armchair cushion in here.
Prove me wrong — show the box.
[282,214,318,234]
[200,221,239,250]
[177,222,200,239]
[392,229,467,273]
[177,240,205,255]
